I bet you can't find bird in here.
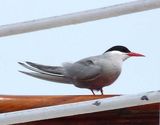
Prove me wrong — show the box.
[18,45,144,95]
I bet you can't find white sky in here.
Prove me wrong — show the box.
[0,0,159,95]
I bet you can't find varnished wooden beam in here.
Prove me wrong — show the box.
[0,95,116,113]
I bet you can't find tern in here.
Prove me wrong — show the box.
[19,45,144,95]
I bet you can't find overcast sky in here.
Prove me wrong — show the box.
[0,0,159,95]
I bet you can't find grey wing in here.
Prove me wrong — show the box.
[18,62,71,84]
[19,62,65,76]
[63,59,102,81]
[19,71,70,84]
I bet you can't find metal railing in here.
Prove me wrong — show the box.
[0,0,159,37]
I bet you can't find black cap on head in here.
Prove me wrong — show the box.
[104,45,131,53]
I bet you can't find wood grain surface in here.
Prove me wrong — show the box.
[0,95,116,113]
[0,95,159,125]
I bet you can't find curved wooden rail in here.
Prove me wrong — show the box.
[0,95,159,125]
[0,95,115,113]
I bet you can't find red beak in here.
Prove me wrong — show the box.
[127,52,145,57]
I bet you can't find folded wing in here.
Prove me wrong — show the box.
[19,62,71,84]
[19,59,102,83]
[63,59,102,81]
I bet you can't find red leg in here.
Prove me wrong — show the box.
[91,89,95,95]
[100,88,104,95]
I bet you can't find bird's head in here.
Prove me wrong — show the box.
[104,45,145,61]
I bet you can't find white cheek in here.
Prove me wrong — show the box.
[104,51,129,61]
[122,54,130,61]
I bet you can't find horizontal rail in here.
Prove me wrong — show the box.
[0,0,160,37]
[0,95,114,113]
[0,91,159,124]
